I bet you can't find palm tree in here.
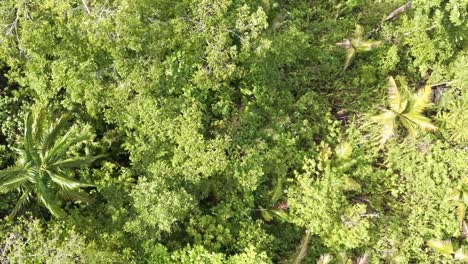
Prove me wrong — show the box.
[372,76,436,146]
[336,24,381,71]
[0,107,104,218]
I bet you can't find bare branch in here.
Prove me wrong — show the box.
[81,0,91,16]
[384,1,412,22]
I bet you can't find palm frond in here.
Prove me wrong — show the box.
[402,113,436,132]
[356,40,381,51]
[45,128,93,163]
[270,177,283,206]
[24,111,36,163]
[457,202,466,227]
[49,154,105,170]
[353,24,364,39]
[36,180,66,218]
[270,209,289,222]
[427,239,454,255]
[292,230,311,264]
[388,77,402,112]
[462,221,468,238]
[399,116,420,137]
[343,47,356,71]
[411,85,432,114]
[49,171,93,189]
[343,176,361,191]
[41,114,70,155]
[0,175,29,190]
[58,189,94,203]
[372,110,396,146]
[0,168,26,181]
[9,189,32,218]
[32,107,46,143]
[449,188,462,201]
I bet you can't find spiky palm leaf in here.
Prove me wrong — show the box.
[372,77,436,146]
[0,107,103,218]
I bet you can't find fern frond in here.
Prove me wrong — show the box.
[427,239,454,255]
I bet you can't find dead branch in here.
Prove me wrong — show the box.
[81,0,91,15]
[384,1,412,22]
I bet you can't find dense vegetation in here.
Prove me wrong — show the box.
[0,0,466,263]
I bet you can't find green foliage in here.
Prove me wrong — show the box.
[0,0,466,262]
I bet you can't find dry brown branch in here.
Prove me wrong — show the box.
[384,1,412,22]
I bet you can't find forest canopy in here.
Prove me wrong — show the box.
[0,0,467,263]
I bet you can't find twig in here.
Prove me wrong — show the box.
[384,1,412,22]
[81,0,91,15]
